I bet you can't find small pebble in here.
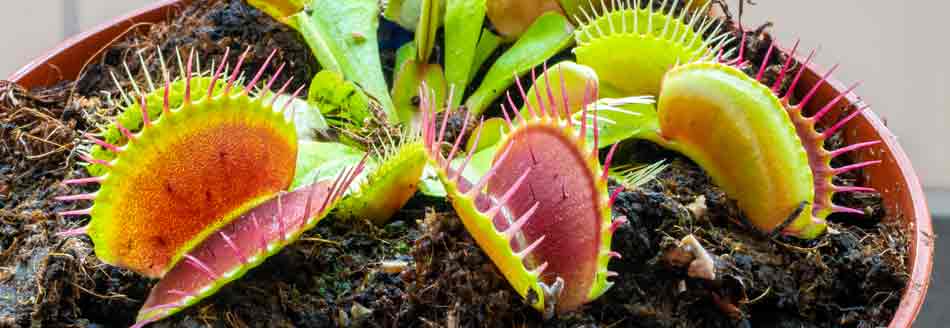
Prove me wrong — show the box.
[379,260,409,274]
[686,195,707,219]
[351,302,373,322]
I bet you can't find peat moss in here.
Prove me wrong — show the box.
[0,0,907,327]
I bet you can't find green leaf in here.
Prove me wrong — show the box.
[307,70,371,130]
[444,0,487,107]
[292,141,369,190]
[395,42,417,75]
[465,12,575,115]
[419,141,499,198]
[415,0,443,63]
[519,61,597,118]
[270,92,330,142]
[418,165,448,197]
[470,29,503,82]
[293,0,396,122]
[454,141,499,185]
[392,60,448,124]
[384,0,424,31]
[465,117,508,153]
[575,97,657,148]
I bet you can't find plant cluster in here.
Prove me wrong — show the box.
[60,0,882,326]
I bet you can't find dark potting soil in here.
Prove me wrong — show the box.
[0,0,908,327]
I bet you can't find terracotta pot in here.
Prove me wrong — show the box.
[792,56,934,328]
[6,1,933,327]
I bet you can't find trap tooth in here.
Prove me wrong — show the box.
[832,205,864,215]
[608,187,623,208]
[530,261,549,276]
[55,193,96,201]
[454,118,485,182]
[85,135,121,153]
[57,226,89,238]
[608,217,627,234]
[483,169,533,219]
[134,162,365,327]
[60,208,91,217]
[115,121,136,141]
[770,39,800,92]
[835,186,877,193]
[466,145,514,199]
[503,202,540,241]
[516,235,547,259]
[63,176,103,185]
[833,160,882,175]
[79,153,111,167]
[421,66,624,314]
[822,105,869,139]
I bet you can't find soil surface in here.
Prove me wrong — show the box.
[1,1,908,327]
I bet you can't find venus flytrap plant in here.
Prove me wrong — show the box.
[646,38,880,237]
[533,1,881,238]
[291,136,427,226]
[420,66,627,316]
[572,0,731,98]
[567,27,879,237]
[64,48,302,277]
[58,49,368,327]
[48,1,894,325]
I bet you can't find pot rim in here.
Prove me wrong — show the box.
[5,2,933,327]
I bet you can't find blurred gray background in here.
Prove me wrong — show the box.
[1,1,946,326]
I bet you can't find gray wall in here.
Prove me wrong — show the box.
[1,1,947,193]
[0,1,154,78]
